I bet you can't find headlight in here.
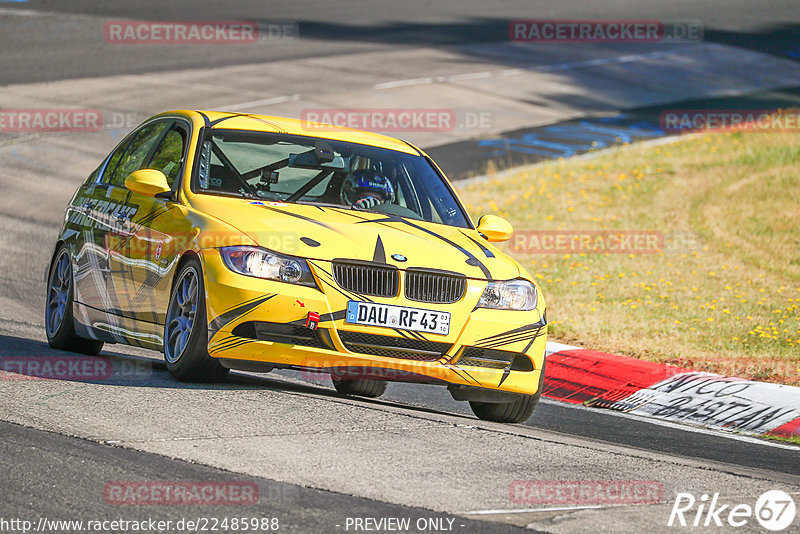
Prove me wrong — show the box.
[220,246,316,287]
[478,279,538,311]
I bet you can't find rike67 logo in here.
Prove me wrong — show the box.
[668,490,796,531]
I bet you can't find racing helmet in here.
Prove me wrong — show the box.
[342,169,395,205]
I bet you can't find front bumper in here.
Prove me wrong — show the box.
[200,249,547,395]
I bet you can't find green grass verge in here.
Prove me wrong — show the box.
[456,131,800,386]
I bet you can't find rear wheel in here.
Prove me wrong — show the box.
[45,246,103,355]
[164,258,228,381]
[332,377,387,398]
[469,360,546,424]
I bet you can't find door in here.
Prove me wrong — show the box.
[118,120,193,326]
[87,120,170,325]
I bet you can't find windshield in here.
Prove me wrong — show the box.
[194,130,470,228]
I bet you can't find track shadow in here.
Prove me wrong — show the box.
[0,333,471,421]
[705,23,800,62]
[0,333,317,392]
[285,18,800,63]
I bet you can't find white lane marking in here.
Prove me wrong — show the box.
[0,8,47,17]
[219,93,301,112]
[447,71,492,82]
[373,77,435,90]
[372,49,682,90]
[545,341,582,354]
[539,397,800,451]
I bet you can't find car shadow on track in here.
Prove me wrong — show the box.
[0,333,473,421]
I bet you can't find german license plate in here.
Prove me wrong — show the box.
[345,301,450,335]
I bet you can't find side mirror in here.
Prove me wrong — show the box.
[125,169,171,198]
[476,214,513,242]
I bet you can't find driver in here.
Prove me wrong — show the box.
[342,169,395,209]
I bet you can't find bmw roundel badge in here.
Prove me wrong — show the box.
[391,253,407,262]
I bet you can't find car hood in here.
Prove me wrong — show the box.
[190,195,521,280]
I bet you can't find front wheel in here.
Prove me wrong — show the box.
[164,257,228,381]
[332,377,387,398]
[45,246,103,355]
[469,360,546,424]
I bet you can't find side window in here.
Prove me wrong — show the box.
[147,125,187,188]
[85,164,101,184]
[101,142,130,184]
[107,122,168,187]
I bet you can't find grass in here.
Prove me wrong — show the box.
[456,130,800,386]
[763,434,800,446]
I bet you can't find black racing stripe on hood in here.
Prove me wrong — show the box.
[462,231,495,258]
[258,205,344,234]
[372,235,386,263]
[355,215,492,279]
[326,208,448,249]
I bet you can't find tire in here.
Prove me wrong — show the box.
[332,377,387,398]
[164,257,228,382]
[45,246,104,356]
[469,360,546,424]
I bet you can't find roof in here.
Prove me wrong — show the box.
[161,110,421,155]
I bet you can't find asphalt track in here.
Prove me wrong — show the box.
[1,1,799,532]
[1,420,526,533]
[2,0,800,84]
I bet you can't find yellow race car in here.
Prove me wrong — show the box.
[45,110,547,423]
